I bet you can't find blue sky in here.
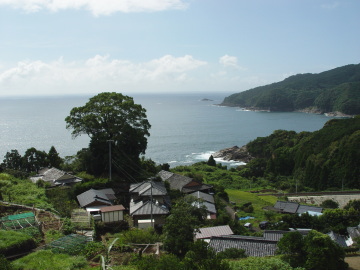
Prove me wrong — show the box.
[0,0,359,97]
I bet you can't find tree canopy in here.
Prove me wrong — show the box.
[65,92,151,178]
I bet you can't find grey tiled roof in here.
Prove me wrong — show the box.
[263,229,312,242]
[274,201,299,214]
[296,205,323,214]
[30,167,82,186]
[327,231,348,247]
[130,200,169,216]
[209,235,278,257]
[193,201,217,214]
[188,191,215,204]
[130,181,167,196]
[77,188,115,208]
[195,225,233,239]
[160,171,193,191]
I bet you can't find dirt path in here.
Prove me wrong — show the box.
[346,255,360,270]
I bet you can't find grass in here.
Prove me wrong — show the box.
[226,189,279,228]
[12,250,88,270]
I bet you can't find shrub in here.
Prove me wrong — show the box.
[320,199,339,209]
[217,247,247,259]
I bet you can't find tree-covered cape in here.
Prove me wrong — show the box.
[221,63,360,115]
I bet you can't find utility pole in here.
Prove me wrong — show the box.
[150,181,154,228]
[107,140,114,181]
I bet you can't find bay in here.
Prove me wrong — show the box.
[0,93,334,167]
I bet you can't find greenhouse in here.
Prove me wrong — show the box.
[0,212,39,230]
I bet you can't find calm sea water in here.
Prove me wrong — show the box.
[0,93,334,167]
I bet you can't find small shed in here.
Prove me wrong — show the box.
[100,205,126,223]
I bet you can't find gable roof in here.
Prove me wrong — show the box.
[77,188,115,208]
[158,170,193,191]
[157,170,213,193]
[30,167,82,186]
[193,201,217,214]
[130,181,167,197]
[274,201,299,214]
[195,225,234,240]
[130,200,169,216]
[327,231,348,247]
[188,191,215,204]
[209,235,278,257]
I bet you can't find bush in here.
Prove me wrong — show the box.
[217,247,247,259]
[320,199,339,209]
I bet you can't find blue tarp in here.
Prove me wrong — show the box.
[239,216,254,220]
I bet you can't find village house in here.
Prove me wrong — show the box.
[187,191,217,219]
[76,188,117,220]
[129,180,170,228]
[30,167,82,186]
[157,170,213,194]
[195,225,234,241]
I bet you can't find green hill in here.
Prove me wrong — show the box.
[221,64,360,115]
[245,116,360,191]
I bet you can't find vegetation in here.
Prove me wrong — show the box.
[243,117,360,191]
[0,230,36,257]
[12,250,88,270]
[221,63,360,114]
[65,92,151,179]
[277,230,348,270]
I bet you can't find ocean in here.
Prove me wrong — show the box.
[0,93,334,167]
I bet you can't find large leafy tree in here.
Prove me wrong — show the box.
[65,92,151,178]
[277,230,348,270]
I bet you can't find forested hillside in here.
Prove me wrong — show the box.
[221,64,360,114]
[245,116,360,191]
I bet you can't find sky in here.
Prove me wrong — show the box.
[0,0,359,97]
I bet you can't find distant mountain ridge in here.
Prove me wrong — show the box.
[221,64,360,115]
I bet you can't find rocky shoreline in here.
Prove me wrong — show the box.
[219,104,354,118]
[213,145,253,163]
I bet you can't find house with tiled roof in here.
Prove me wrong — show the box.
[209,235,278,257]
[129,180,170,228]
[188,191,217,219]
[157,170,213,194]
[195,225,233,241]
[130,200,169,228]
[273,201,323,215]
[30,167,82,186]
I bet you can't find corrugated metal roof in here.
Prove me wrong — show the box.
[195,225,234,239]
[100,205,126,213]
[209,235,278,257]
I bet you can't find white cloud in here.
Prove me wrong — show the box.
[0,0,188,15]
[0,54,207,96]
[219,54,247,70]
